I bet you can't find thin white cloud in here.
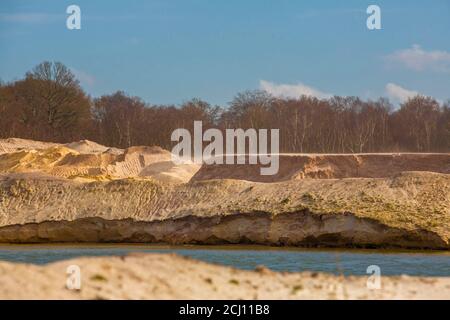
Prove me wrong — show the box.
[386,45,450,72]
[71,68,96,87]
[260,80,332,99]
[385,83,419,104]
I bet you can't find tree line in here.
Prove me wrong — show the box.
[1,61,449,153]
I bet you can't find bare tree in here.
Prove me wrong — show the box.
[1,61,449,153]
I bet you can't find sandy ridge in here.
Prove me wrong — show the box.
[0,171,448,248]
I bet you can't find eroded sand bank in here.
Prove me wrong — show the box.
[0,138,448,249]
[0,171,448,248]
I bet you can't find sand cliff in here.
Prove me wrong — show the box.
[192,153,450,182]
[0,138,448,249]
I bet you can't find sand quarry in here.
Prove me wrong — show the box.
[0,137,449,248]
[1,137,449,183]
[0,138,449,299]
[0,138,200,184]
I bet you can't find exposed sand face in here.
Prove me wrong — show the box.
[0,139,200,184]
[0,138,59,154]
[1,138,449,184]
[0,138,119,155]
[0,253,448,300]
[192,153,450,182]
[0,171,448,248]
[64,140,123,155]
[0,138,448,248]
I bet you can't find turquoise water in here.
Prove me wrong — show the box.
[0,244,449,276]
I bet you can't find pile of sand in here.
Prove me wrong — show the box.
[2,138,449,183]
[0,138,58,154]
[64,140,123,155]
[0,139,200,183]
[0,253,448,299]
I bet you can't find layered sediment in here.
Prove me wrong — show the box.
[192,153,450,182]
[0,170,448,248]
[0,138,448,248]
[0,138,199,183]
[0,213,446,249]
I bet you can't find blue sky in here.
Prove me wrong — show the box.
[1,0,449,106]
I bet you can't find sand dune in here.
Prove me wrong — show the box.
[0,138,59,154]
[0,138,200,183]
[65,140,123,155]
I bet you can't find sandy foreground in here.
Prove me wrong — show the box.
[0,253,448,300]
